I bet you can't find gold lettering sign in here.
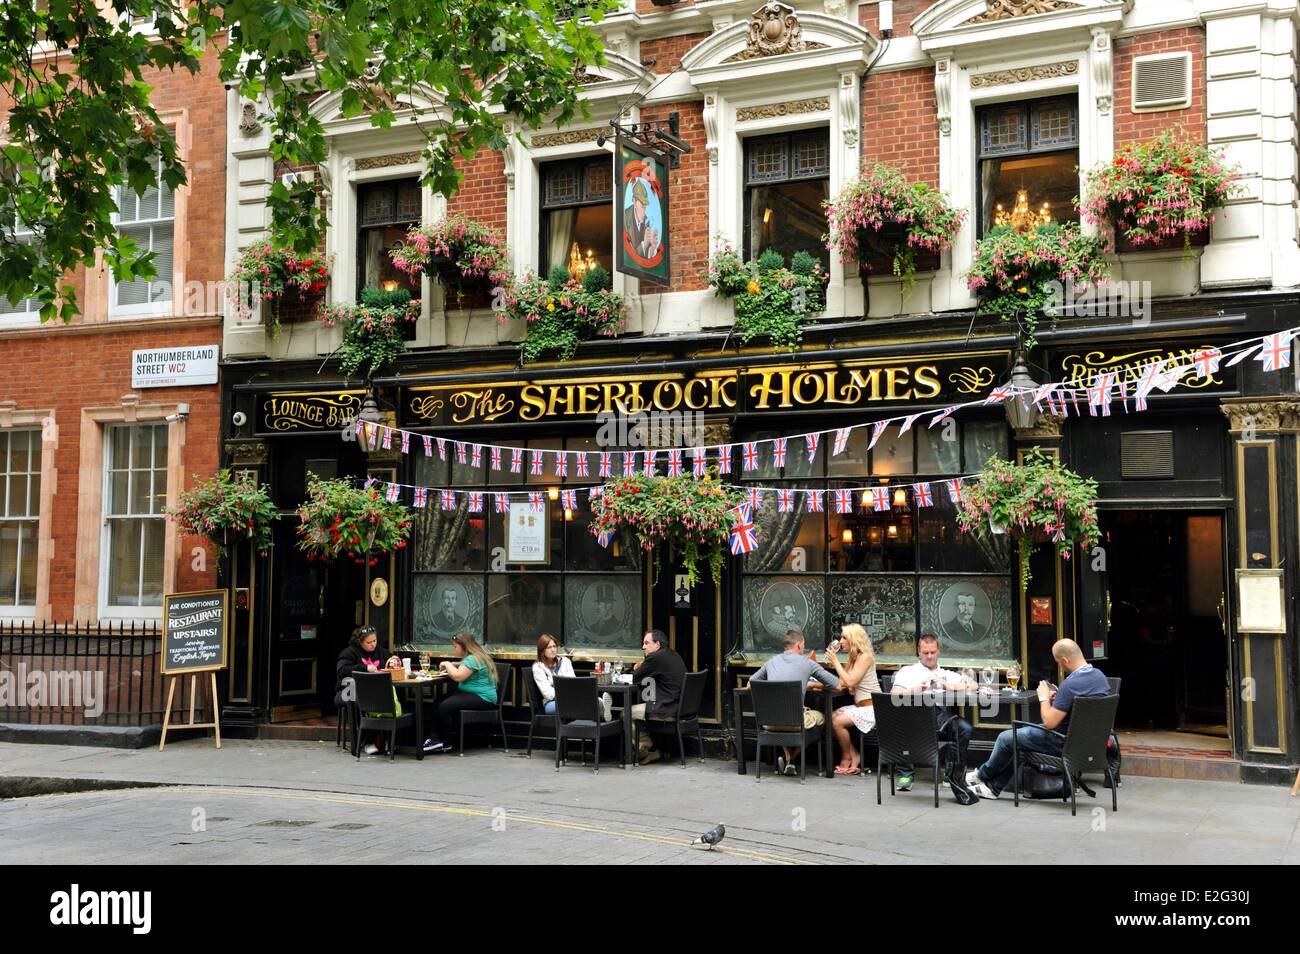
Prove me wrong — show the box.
[1059,346,1225,390]
[261,392,363,432]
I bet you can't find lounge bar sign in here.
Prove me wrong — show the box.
[1050,343,1236,394]
[259,390,363,433]
[402,352,1011,426]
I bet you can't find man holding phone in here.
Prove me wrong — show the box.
[889,633,977,790]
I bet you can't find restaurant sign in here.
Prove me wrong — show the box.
[401,352,1011,426]
[259,390,363,434]
[1050,343,1235,395]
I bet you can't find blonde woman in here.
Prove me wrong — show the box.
[431,632,499,753]
[824,624,881,775]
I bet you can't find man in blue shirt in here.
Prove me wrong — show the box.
[965,638,1110,799]
[749,629,840,775]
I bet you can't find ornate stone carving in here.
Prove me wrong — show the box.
[1091,28,1113,116]
[239,103,262,137]
[934,57,952,136]
[962,0,1081,24]
[724,2,828,61]
[573,65,607,85]
[838,73,859,148]
[735,97,830,122]
[703,95,720,165]
[1220,398,1300,435]
[1012,416,1064,440]
[354,151,423,171]
[529,129,606,149]
[703,420,733,448]
[969,60,1079,88]
[224,439,269,466]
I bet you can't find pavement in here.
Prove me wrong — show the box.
[1,738,1298,864]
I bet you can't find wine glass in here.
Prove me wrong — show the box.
[1006,662,1022,691]
[979,668,995,693]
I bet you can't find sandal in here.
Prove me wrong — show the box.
[833,764,858,776]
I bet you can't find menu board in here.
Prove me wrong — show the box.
[162,590,229,674]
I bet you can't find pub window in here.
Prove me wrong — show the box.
[977,97,1079,236]
[0,430,41,613]
[356,178,422,304]
[111,152,174,317]
[101,423,168,611]
[743,129,830,267]
[539,156,613,279]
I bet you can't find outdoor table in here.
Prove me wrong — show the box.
[389,670,449,761]
[595,678,637,769]
[731,683,837,778]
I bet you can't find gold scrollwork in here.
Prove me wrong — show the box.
[263,393,360,430]
[1060,348,1223,390]
[409,396,447,421]
[949,367,996,394]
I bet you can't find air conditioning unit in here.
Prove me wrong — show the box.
[1132,52,1192,112]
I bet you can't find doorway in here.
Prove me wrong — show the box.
[1100,510,1229,738]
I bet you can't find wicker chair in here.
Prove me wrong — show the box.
[1013,693,1120,815]
[750,680,823,783]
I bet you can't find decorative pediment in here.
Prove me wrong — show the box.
[962,0,1081,24]
[723,2,828,61]
[682,6,872,83]
[912,0,1125,55]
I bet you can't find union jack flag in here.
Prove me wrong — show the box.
[436,437,446,460]
[986,385,1012,405]
[719,445,733,474]
[1192,347,1222,379]
[413,487,428,509]
[455,441,467,464]
[834,489,853,513]
[468,492,483,513]
[745,487,763,510]
[805,490,825,512]
[529,491,544,512]
[354,419,365,439]
[805,433,819,462]
[729,505,758,555]
[929,407,957,429]
[510,449,523,474]
[868,420,888,450]
[898,413,922,436]
[423,435,434,458]
[742,442,759,471]
[494,493,509,514]
[574,453,589,478]
[1118,379,1131,414]
[599,452,612,478]
[384,481,399,502]
[362,422,377,447]
[381,427,393,450]
[643,451,658,477]
[692,447,707,477]
[596,529,614,549]
[562,489,577,511]
[772,438,787,468]
[1032,383,1057,408]
[364,477,376,490]
[440,490,456,510]
[530,451,544,476]
[554,452,568,478]
[833,427,852,455]
[872,486,891,511]
[471,444,483,468]
[777,488,794,512]
[588,486,604,501]
[946,479,964,505]
[1088,373,1113,417]
[623,451,637,476]
[914,482,933,508]
[400,430,410,454]
[667,449,683,477]
[491,447,502,471]
[1257,332,1293,372]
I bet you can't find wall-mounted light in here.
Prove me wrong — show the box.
[893,488,907,507]
[868,528,882,545]
[564,508,573,522]
[887,524,899,539]
[879,0,894,37]
[380,279,399,293]
[763,207,772,224]
[861,490,871,507]
[547,486,560,501]
[841,528,854,545]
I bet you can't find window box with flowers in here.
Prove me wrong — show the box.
[295,476,413,567]
[705,243,828,351]
[824,163,966,291]
[319,287,421,380]
[955,449,1100,589]
[227,240,331,340]
[166,470,278,560]
[503,264,624,363]
[589,474,745,587]
[1081,129,1240,254]
[966,223,1108,345]
[389,213,512,306]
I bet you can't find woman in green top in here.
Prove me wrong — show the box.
[431,632,499,753]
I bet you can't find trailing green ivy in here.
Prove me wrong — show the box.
[705,241,827,350]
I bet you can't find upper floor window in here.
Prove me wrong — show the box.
[0,429,41,613]
[977,97,1079,236]
[111,153,174,317]
[540,156,613,279]
[0,213,39,323]
[356,178,422,302]
[744,129,830,267]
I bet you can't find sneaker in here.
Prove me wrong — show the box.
[784,760,797,777]
[896,773,913,791]
[422,739,444,754]
[776,755,787,776]
[363,743,380,756]
[966,771,999,799]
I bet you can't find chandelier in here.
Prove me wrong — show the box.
[567,242,598,281]
[994,189,1052,235]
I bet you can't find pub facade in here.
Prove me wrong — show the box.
[220,0,1300,784]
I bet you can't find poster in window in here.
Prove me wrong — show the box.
[829,576,917,660]
[742,576,825,655]
[617,139,669,286]
[505,500,549,563]
[412,574,484,647]
[919,576,1014,663]
[565,575,643,650]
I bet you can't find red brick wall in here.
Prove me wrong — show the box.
[859,0,936,39]
[638,101,709,294]
[636,0,692,13]
[641,33,710,74]
[862,67,940,186]
[447,149,508,234]
[1114,28,1207,147]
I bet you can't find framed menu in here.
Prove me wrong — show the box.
[1235,569,1286,634]
[505,500,549,564]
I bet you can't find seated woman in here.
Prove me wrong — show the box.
[335,624,402,756]
[825,623,881,775]
[532,634,574,714]
[431,632,500,753]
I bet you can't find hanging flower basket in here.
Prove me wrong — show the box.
[965,223,1109,346]
[389,214,512,293]
[704,241,827,351]
[1081,128,1240,253]
[589,474,745,587]
[954,448,1100,589]
[824,163,966,290]
[166,469,279,559]
[319,286,421,380]
[294,476,413,566]
[226,239,331,340]
[503,264,624,363]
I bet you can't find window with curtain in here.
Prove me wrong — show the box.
[0,430,41,612]
[356,178,423,304]
[977,97,1079,236]
[102,424,168,610]
[539,156,613,278]
[111,152,174,316]
[743,129,830,267]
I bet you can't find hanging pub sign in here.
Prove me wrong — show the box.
[401,350,1011,427]
[617,137,669,286]
[258,390,363,434]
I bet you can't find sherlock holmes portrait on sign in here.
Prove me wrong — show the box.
[617,138,669,286]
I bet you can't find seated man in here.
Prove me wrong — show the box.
[889,633,976,791]
[749,628,840,776]
[632,629,686,765]
[966,638,1110,799]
